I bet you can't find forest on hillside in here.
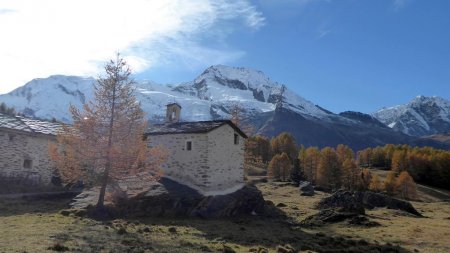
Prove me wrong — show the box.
[245,133,450,198]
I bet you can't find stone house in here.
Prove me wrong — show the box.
[0,113,61,186]
[145,103,247,196]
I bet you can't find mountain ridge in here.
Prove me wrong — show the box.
[372,95,450,136]
[1,65,449,150]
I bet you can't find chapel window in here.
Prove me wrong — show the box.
[23,159,32,169]
[186,141,192,151]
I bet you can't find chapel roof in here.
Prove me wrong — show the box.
[145,120,247,138]
[0,113,62,136]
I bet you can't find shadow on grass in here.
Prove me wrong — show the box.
[0,195,412,252]
[136,216,411,253]
[0,195,74,217]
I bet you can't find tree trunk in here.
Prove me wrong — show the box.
[97,74,117,208]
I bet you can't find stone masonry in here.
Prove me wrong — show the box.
[148,123,245,196]
[0,128,56,186]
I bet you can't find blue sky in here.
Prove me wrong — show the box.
[139,0,450,113]
[1,0,449,113]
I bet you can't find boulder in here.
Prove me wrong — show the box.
[298,181,314,196]
[354,191,422,216]
[301,209,359,226]
[303,190,422,225]
[75,177,279,219]
[318,190,365,215]
[348,215,381,227]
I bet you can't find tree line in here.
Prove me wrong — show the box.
[0,102,16,116]
[245,132,450,199]
[357,144,450,189]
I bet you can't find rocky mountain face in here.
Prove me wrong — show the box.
[0,65,329,123]
[373,96,450,137]
[1,65,449,150]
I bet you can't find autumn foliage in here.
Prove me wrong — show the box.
[268,153,292,181]
[357,144,450,190]
[49,55,166,208]
[395,171,418,200]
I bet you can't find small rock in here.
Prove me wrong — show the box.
[348,215,381,227]
[117,227,127,235]
[276,203,287,207]
[48,242,69,252]
[222,244,236,253]
[275,244,295,253]
[299,181,314,196]
[59,210,71,216]
[257,247,269,253]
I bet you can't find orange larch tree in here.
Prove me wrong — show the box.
[49,55,166,209]
[268,152,292,181]
[395,171,418,200]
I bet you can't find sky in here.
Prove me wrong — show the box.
[0,0,449,113]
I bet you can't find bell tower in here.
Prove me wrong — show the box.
[165,103,182,123]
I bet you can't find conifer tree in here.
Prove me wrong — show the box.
[300,147,320,183]
[369,174,383,192]
[50,55,166,209]
[270,132,297,161]
[384,171,397,195]
[268,153,291,181]
[341,158,360,190]
[317,147,341,189]
[360,168,372,190]
[396,171,417,200]
[336,144,353,164]
[290,158,305,185]
[391,149,408,174]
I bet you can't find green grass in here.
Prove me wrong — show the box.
[1,182,438,253]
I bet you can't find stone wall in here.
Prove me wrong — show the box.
[148,133,210,191]
[0,128,55,186]
[206,125,244,195]
[147,124,245,196]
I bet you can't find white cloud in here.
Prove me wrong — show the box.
[0,0,265,94]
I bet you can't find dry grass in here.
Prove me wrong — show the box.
[1,173,448,252]
[258,178,450,253]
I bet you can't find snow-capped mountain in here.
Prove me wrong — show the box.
[373,96,450,136]
[1,66,449,150]
[0,65,330,123]
[1,75,95,122]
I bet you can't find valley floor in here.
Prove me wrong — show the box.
[0,177,449,253]
[258,181,450,253]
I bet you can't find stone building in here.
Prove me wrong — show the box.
[145,103,247,196]
[0,113,61,186]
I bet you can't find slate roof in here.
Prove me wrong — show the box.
[145,120,247,138]
[0,113,62,136]
[166,102,182,108]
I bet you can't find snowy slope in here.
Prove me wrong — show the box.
[373,96,450,136]
[175,65,330,119]
[0,65,332,123]
[0,75,95,122]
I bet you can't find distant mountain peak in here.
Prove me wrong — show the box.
[2,69,449,149]
[373,96,450,136]
[0,65,331,123]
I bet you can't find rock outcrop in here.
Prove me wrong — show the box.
[302,190,421,226]
[353,191,422,216]
[318,190,365,215]
[298,181,314,196]
[71,178,279,219]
